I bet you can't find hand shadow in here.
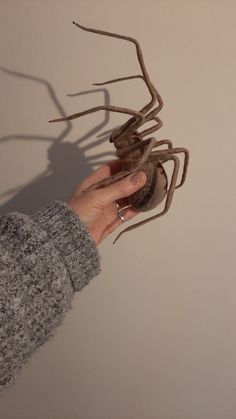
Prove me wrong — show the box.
[0,67,115,215]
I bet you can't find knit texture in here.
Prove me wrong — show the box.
[0,201,100,390]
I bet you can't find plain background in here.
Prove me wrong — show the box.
[0,1,236,418]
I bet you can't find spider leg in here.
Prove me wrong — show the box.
[113,101,163,142]
[116,137,153,158]
[98,127,122,137]
[113,155,180,243]
[139,116,163,137]
[169,148,189,188]
[138,99,167,137]
[112,112,162,143]
[114,88,164,139]
[116,137,173,159]
[133,137,156,166]
[93,75,144,86]
[73,22,163,117]
[85,138,157,192]
[92,74,164,139]
[92,76,147,142]
[49,105,144,125]
[93,77,143,139]
[151,147,189,188]
[84,168,137,192]
[93,75,146,137]
[154,139,173,149]
[85,137,161,192]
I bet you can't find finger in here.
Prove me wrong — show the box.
[93,171,147,207]
[102,205,140,240]
[78,160,122,192]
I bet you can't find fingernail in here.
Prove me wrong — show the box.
[130,171,146,186]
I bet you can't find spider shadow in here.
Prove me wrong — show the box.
[0,67,115,215]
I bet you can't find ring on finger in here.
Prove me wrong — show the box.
[115,202,132,224]
[117,209,126,223]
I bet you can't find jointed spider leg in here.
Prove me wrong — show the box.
[84,168,138,192]
[93,75,144,140]
[116,85,163,139]
[85,138,158,192]
[113,155,180,243]
[169,148,189,188]
[114,86,163,139]
[138,99,165,137]
[93,75,144,86]
[93,75,144,139]
[97,126,122,140]
[137,138,159,165]
[139,116,163,137]
[151,147,189,188]
[73,22,163,119]
[85,137,167,193]
[112,112,162,143]
[49,105,144,125]
[153,139,173,149]
[93,74,144,137]
[92,73,164,140]
[116,138,173,159]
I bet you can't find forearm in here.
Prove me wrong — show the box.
[0,201,100,390]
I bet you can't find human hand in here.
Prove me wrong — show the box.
[67,160,147,245]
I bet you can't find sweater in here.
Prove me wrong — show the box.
[0,200,101,390]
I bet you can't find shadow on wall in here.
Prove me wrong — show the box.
[0,67,115,215]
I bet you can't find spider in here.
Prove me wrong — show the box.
[49,22,189,243]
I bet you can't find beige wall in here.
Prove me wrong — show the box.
[0,1,236,418]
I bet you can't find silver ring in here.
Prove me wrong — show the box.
[116,202,126,223]
[117,210,126,223]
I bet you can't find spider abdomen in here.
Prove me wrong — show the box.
[128,162,168,211]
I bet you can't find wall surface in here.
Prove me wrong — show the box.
[0,1,236,418]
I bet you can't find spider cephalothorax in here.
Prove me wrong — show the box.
[50,22,189,242]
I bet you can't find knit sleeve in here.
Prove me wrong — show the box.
[0,201,101,390]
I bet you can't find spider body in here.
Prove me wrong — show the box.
[127,161,168,211]
[114,133,168,211]
[49,22,189,242]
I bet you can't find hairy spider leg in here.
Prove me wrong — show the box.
[49,105,144,125]
[93,75,144,140]
[133,137,156,166]
[170,148,189,188]
[93,75,144,86]
[118,82,163,137]
[86,138,174,192]
[73,22,163,140]
[113,155,180,243]
[116,138,173,159]
[139,116,163,137]
[150,147,189,189]
[85,138,168,192]
[93,74,163,141]
[73,22,162,115]
[84,168,137,192]
[84,138,156,192]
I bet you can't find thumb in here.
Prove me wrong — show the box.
[97,171,147,206]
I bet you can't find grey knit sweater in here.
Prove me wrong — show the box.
[0,200,101,390]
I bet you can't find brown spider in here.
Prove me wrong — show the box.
[49,22,189,243]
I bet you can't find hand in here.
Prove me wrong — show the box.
[67,160,147,245]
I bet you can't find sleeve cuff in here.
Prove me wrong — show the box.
[31,201,101,292]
